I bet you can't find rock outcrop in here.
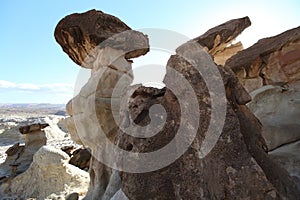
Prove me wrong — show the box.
[55,10,300,200]
[116,42,300,199]
[225,26,300,92]
[0,123,48,185]
[192,16,250,65]
[0,146,89,199]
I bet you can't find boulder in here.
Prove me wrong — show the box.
[225,26,300,92]
[69,148,91,171]
[248,85,300,150]
[269,140,300,190]
[0,146,89,199]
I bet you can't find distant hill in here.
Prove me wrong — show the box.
[0,103,66,116]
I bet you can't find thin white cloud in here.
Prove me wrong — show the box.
[0,80,17,88]
[0,80,74,93]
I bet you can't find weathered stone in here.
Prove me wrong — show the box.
[116,41,300,199]
[225,26,300,92]
[0,123,47,183]
[192,16,250,65]
[55,10,144,198]
[19,123,49,134]
[55,10,300,199]
[54,9,149,68]
[0,146,89,199]
[69,148,91,170]
[248,85,300,150]
[214,41,243,65]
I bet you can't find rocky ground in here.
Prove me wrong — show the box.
[0,105,90,199]
[0,105,73,164]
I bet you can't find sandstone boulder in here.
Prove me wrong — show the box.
[0,146,89,199]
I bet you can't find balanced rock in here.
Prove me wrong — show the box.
[54,9,150,199]
[0,123,48,184]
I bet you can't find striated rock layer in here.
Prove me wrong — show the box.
[225,26,300,92]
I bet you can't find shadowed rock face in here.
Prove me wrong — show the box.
[225,26,300,92]
[116,42,300,199]
[54,9,149,68]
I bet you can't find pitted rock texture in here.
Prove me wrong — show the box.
[54,9,149,68]
[116,42,300,199]
[225,26,300,92]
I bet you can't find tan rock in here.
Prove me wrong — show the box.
[225,26,300,92]
[1,146,89,199]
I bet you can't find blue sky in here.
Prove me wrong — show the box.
[0,0,299,103]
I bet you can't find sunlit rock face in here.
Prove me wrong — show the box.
[193,16,250,66]
[1,146,89,199]
[225,26,300,93]
[55,10,300,200]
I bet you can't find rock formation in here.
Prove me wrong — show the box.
[0,146,89,199]
[192,16,250,65]
[54,9,149,68]
[225,26,300,190]
[55,9,300,200]
[116,42,299,199]
[0,123,48,185]
[55,9,149,199]
[69,148,91,171]
[225,26,300,92]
